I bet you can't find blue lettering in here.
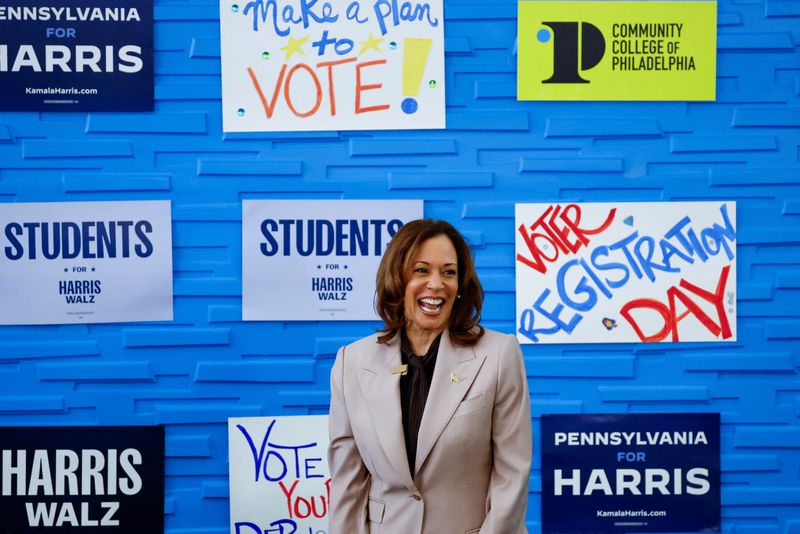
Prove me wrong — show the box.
[590,245,630,288]
[260,219,279,256]
[4,223,23,260]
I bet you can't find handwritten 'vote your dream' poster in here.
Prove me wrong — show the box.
[515,201,737,344]
[219,0,445,132]
[229,416,330,534]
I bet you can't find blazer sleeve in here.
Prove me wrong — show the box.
[481,334,533,534]
[328,346,370,534]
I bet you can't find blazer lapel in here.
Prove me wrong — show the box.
[414,330,486,475]
[354,335,417,492]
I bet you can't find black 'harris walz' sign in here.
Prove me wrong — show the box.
[0,426,164,533]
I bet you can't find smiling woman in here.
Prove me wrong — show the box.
[328,219,533,534]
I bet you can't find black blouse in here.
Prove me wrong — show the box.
[399,330,442,476]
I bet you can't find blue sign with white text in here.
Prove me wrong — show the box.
[0,0,153,111]
[541,413,720,534]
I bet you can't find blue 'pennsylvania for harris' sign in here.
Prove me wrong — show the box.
[541,413,720,534]
[0,426,164,533]
[0,0,153,111]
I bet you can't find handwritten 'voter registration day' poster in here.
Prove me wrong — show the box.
[219,0,444,131]
[0,201,173,325]
[515,202,736,344]
[242,199,422,321]
[229,416,330,534]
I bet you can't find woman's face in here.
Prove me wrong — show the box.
[403,234,459,338]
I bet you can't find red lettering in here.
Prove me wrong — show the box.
[620,298,672,342]
[278,480,299,519]
[277,478,332,521]
[356,59,390,114]
[248,65,286,119]
[620,266,733,342]
[561,205,616,245]
[284,63,322,118]
[316,57,358,116]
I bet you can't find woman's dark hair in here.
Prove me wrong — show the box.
[375,219,484,346]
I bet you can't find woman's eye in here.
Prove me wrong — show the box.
[444,270,457,276]
[415,268,428,274]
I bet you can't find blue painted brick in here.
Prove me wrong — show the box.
[682,353,794,372]
[189,38,220,58]
[519,157,624,173]
[86,113,207,133]
[670,135,777,153]
[37,362,154,381]
[62,173,171,192]
[736,427,800,448]
[166,435,212,457]
[155,405,260,424]
[349,139,457,156]
[717,32,794,50]
[279,391,331,406]
[733,107,800,127]
[766,0,800,16]
[0,341,98,360]
[22,140,133,158]
[723,487,800,505]
[123,328,230,347]
[598,386,709,402]
[198,159,302,176]
[194,361,315,383]
[721,454,780,472]
[389,171,493,189]
[526,357,634,378]
[765,320,800,339]
[0,396,65,412]
[545,118,661,137]
[202,481,229,499]
[447,111,529,131]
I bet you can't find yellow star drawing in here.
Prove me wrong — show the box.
[359,33,384,55]
[280,35,310,60]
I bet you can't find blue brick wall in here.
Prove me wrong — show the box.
[0,0,798,533]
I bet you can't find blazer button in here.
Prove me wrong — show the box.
[412,494,422,501]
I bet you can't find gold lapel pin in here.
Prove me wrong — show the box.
[450,373,460,383]
[390,364,408,376]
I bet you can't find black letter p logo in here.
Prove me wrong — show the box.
[541,22,605,83]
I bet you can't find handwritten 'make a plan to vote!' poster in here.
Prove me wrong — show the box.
[229,416,330,534]
[515,202,737,344]
[219,0,445,132]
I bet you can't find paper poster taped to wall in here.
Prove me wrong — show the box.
[541,413,721,533]
[515,201,736,344]
[0,426,165,532]
[518,1,716,101]
[229,416,330,534]
[0,0,154,111]
[0,200,173,325]
[219,0,445,132]
[242,199,422,321]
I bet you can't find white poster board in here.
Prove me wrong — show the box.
[219,0,445,132]
[0,201,173,325]
[515,201,736,344]
[229,415,330,534]
[242,199,422,320]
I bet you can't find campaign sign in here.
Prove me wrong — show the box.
[0,200,173,325]
[515,201,736,344]
[229,416,330,534]
[0,426,164,532]
[541,413,720,534]
[0,0,154,111]
[242,199,422,321]
[219,0,445,132]
[518,1,716,101]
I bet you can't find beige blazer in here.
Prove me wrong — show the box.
[328,329,532,534]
